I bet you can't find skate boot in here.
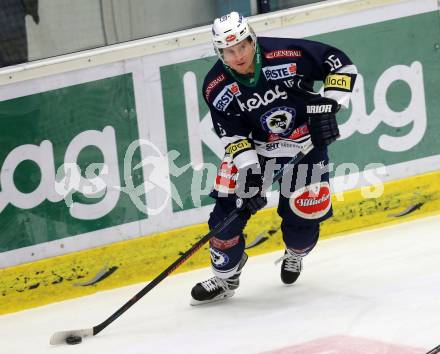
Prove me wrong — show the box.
[276,248,303,284]
[191,253,248,305]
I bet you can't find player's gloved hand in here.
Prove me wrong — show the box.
[235,164,267,214]
[306,96,340,148]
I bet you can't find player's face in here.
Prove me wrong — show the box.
[222,39,255,75]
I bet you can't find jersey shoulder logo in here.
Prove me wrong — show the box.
[324,74,352,91]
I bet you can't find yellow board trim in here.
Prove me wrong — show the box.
[1,170,440,315]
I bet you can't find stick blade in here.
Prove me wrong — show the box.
[49,328,94,345]
[245,233,269,249]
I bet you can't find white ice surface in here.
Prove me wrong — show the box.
[2,215,440,354]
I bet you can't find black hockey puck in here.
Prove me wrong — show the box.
[65,335,82,345]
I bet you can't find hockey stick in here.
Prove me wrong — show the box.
[426,344,440,354]
[245,231,269,249]
[49,142,314,345]
[245,224,282,250]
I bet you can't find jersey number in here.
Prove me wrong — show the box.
[325,55,343,72]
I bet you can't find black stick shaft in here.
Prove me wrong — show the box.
[426,345,440,354]
[93,209,239,335]
[93,145,312,336]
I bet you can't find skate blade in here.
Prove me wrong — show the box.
[190,290,234,306]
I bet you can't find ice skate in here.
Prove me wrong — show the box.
[191,253,248,305]
[276,248,303,284]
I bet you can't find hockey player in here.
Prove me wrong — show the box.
[191,12,357,304]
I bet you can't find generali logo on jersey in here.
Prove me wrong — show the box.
[205,73,226,101]
[289,182,331,219]
[264,49,302,59]
[263,63,297,81]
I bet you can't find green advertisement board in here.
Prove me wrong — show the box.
[0,74,145,252]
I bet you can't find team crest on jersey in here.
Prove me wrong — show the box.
[289,182,331,219]
[210,248,230,267]
[261,106,296,137]
[213,82,241,111]
[262,63,297,81]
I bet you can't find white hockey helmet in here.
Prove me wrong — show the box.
[212,12,257,62]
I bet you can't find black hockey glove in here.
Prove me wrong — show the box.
[306,96,340,148]
[235,164,267,214]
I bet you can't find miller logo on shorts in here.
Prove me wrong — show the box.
[263,63,297,80]
[261,106,296,137]
[210,248,230,267]
[289,182,331,219]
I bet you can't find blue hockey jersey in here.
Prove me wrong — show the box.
[202,36,357,169]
